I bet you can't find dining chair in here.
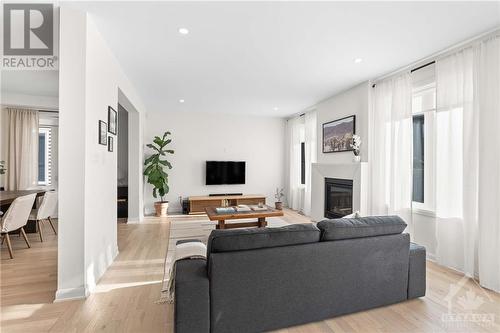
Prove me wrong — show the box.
[1,193,36,259]
[29,191,58,242]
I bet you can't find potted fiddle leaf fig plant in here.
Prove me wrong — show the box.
[144,132,174,217]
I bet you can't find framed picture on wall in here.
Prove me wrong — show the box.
[108,136,114,152]
[99,120,108,145]
[108,106,117,135]
[322,115,356,153]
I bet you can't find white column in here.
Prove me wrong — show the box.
[57,5,88,300]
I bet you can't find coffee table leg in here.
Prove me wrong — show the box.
[217,220,225,229]
[258,217,267,228]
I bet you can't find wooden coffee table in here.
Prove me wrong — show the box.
[205,206,284,229]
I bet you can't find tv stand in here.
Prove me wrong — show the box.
[188,194,266,215]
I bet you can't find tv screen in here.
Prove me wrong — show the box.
[206,161,246,185]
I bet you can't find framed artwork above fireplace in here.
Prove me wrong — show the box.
[322,115,356,153]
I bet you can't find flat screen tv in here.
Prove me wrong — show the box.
[206,161,245,185]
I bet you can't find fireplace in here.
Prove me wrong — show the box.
[324,178,353,218]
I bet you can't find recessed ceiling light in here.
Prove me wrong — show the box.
[354,58,363,64]
[273,107,279,111]
[179,99,185,103]
[178,28,189,35]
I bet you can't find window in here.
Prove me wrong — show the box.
[300,142,305,185]
[412,115,424,203]
[38,127,52,185]
[411,69,436,212]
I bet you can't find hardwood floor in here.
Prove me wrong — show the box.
[1,218,171,332]
[1,210,499,332]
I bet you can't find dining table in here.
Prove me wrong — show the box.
[0,189,47,233]
[0,189,47,205]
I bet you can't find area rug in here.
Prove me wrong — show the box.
[158,216,290,302]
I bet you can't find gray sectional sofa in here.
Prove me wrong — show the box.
[174,216,426,333]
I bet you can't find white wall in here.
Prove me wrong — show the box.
[58,5,146,300]
[412,213,437,258]
[315,82,370,164]
[144,111,286,214]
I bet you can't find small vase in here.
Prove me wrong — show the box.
[353,155,361,163]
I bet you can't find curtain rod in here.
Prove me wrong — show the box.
[372,27,500,86]
[2,104,59,112]
[372,60,437,88]
[410,61,436,73]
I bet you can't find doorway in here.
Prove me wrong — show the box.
[117,104,129,223]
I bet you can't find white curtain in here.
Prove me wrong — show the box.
[303,110,317,216]
[435,36,500,292]
[370,73,413,231]
[434,48,476,275]
[476,36,500,292]
[1,108,39,190]
[286,116,304,211]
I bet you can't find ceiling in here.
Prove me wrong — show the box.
[5,2,500,117]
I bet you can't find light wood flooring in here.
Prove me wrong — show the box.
[1,210,499,332]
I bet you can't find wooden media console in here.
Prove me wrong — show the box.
[188,194,266,215]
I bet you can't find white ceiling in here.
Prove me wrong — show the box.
[6,2,500,117]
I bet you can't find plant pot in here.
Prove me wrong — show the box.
[275,202,283,210]
[353,155,361,163]
[154,201,169,217]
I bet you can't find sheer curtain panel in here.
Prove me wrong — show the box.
[370,73,413,232]
[303,110,317,216]
[286,116,304,211]
[476,37,500,292]
[2,108,39,190]
[435,36,500,292]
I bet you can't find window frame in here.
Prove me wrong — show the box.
[300,142,305,185]
[411,82,436,215]
[38,127,52,186]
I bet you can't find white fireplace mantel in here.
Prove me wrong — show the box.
[311,162,369,222]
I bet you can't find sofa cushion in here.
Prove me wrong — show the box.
[207,223,320,254]
[317,215,407,241]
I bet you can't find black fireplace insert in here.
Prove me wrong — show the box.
[324,178,353,219]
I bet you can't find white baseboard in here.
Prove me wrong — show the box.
[54,286,89,302]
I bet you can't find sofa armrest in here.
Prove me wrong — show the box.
[408,243,426,299]
[174,258,210,333]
